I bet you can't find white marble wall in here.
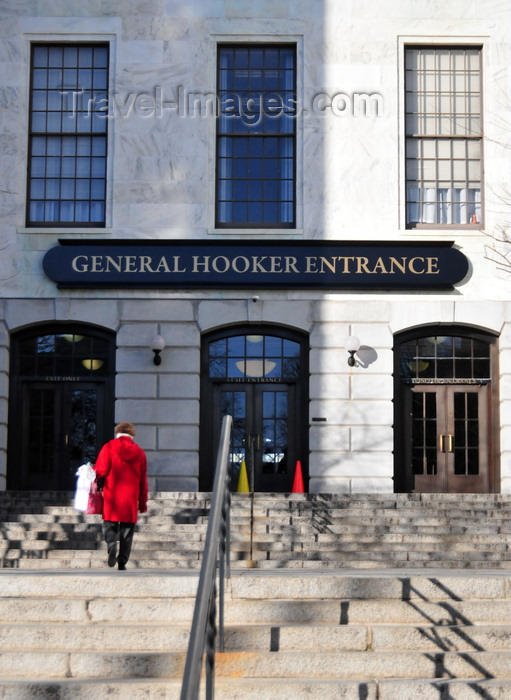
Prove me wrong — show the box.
[0,1,509,492]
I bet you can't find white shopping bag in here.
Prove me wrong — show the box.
[74,462,95,512]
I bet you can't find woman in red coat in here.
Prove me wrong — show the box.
[94,422,148,570]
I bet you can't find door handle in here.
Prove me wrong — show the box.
[439,434,453,453]
[247,434,261,450]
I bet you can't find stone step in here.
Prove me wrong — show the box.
[0,623,191,652]
[5,621,509,654]
[0,595,196,624]
[0,650,186,680]
[5,545,510,562]
[1,571,509,615]
[3,533,510,554]
[0,678,510,700]
[2,492,510,508]
[4,508,511,523]
[250,557,511,570]
[216,649,511,679]
[1,648,510,682]
[4,521,511,538]
[11,557,511,571]
[5,551,511,571]
[2,520,509,539]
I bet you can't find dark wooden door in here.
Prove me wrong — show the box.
[15,382,104,491]
[215,382,298,492]
[410,384,489,493]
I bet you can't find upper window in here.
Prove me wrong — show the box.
[216,44,296,228]
[27,44,108,227]
[405,47,482,228]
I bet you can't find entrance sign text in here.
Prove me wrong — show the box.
[43,240,469,290]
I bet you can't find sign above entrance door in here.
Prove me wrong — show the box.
[43,239,469,290]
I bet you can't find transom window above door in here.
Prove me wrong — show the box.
[216,44,296,228]
[399,334,490,382]
[208,334,301,379]
[15,330,112,377]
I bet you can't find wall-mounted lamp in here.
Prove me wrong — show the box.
[345,336,361,367]
[151,334,166,365]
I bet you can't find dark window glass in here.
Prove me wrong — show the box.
[216,45,296,228]
[412,392,437,475]
[399,334,491,381]
[208,334,300,379]
[454,392,479,475]
[27,43,108,226]
[17,331,109,377]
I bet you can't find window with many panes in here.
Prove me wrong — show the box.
[399,335,491,382]
[405,47,482,227]
[216,44,296,228]
[27,44,108,227]
[208,333,301,379]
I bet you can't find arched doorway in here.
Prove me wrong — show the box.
[7,324,115,491]
[200,326,309,492]
[393,326,499,493]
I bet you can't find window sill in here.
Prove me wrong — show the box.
[406,224,483,231]
[18,227,114,235]
[208,228,304,238]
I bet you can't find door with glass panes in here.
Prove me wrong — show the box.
[395,330,498,494]
[200,329,308,492]
[410,384,489,493]
[215,383,296,492]
[18,382,105,491]
[7,326,115,491]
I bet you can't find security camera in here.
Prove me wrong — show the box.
[252,295,259,303]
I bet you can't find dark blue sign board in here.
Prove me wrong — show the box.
[43,239,469,290]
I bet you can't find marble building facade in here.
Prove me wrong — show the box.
[1,1,510,495]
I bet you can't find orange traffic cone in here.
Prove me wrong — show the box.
[291,460,305,493]
[237,460,250,493]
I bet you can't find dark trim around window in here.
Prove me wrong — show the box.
[26,43,109,228]
[215,44,297,229]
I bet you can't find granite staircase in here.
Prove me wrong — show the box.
[0,492,510,698]
[0,569,510,699]
[1,492,511,570]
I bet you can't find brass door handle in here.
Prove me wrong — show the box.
[439,434,453,453]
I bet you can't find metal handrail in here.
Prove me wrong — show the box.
[180,414,233,700]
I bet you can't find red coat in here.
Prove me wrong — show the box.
[94,436,148,523]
